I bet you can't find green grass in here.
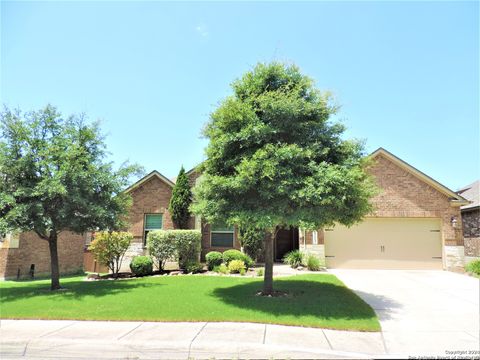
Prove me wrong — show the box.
[0,274,380,331]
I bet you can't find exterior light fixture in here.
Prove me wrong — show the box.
[450,216,458,228]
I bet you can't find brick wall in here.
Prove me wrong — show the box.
[368,154,463,247]
[0,231,84,280]
[127,176,175,244]
[303,153,464,270]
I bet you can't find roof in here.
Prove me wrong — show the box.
[124,170,175,193]
[457,180,479,211]
[370,148,470,206]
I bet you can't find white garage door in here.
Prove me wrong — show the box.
[324,218,443,269]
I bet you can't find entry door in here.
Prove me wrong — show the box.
[275,228,297,261]
[324,218,442,269]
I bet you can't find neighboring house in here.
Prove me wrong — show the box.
[0,232,85,280]
[113,147,469,272]
[457,180,479,264]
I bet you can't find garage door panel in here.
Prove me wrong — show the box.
[325,218,442,270]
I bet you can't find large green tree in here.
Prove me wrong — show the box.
[0,105,143,290]
[169,166,192,229]
[192,62,376,295]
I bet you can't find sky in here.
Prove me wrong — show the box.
[1,1,478,190]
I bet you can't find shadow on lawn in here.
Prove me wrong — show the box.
[0,278,161,302]
[212,278,400,321]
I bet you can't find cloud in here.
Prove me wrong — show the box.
[195,24,209,38]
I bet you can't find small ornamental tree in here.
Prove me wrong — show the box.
[192,62,376,295]
[169,166,192,229]
[88,231,132,278]
[147,230,177,271]
[0,105,143,290]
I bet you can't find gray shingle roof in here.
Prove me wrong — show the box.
[457,180,479,210]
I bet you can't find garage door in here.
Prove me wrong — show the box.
[324,218,443,269]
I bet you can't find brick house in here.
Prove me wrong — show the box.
[457,180,479,264]
[116,147,469,271]
[1,147,470,279]
[0,232,84,280]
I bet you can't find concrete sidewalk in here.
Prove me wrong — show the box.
[1,320,386,359]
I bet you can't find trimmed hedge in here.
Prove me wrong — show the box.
[206,251,223,270]
[222,249,253,268]
[130,256,153,276]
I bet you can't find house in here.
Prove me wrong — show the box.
[115,147,469,272]
[0,232,85,280]
[1,147,469,279]
[457,180,479,264]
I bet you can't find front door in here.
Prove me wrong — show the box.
[275,227,299,261]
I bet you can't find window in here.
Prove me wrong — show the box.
[211,224,234,247]
[312,230,318,245]
[144,214,163,244]
[1,232,20,249]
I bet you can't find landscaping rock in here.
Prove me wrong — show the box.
[86,273,101,280]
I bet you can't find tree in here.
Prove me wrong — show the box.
[192,62,376,295]
[169,166,192,229]
[88,231,132,278]
[146,230,177,271]
[0,105,143,290]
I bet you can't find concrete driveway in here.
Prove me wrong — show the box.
[329,269,480,357]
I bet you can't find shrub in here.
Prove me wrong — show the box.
[213,264,229,274]
[147,230,201,270]
[228,259,246,273]
[130,256,153,276]
[306,254,321,271]
[174,230,202,270]
[147,230,176,271]
[239,226,265,261]
[184,260,203,274]
[239,268,246,276]
[283,250,303,268]
[466,259,480,276]
[256,268,264,277]
[88,231,132,278]
[205,251,223,270]
[222,249,254,268]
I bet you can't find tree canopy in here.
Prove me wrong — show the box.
[0,105,143,289]
[192,62,376,294]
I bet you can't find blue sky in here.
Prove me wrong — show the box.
[1,1,478,190]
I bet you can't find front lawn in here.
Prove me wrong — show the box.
[0,274,380,331]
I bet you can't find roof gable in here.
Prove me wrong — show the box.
[369,148,469,206]
[124,170,175,194]
[457,180,479,210]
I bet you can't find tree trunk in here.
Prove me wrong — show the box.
[48,233,62,290]
[263,229,275,295]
